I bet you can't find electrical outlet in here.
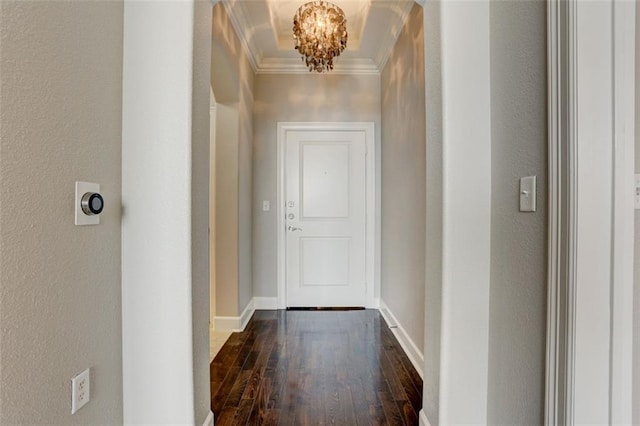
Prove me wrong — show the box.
[71,368,90,414]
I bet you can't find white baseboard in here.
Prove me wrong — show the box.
[254,296,278,310]
[213,315,241,331]
[371,297,380,309]
[213,299,255,332]
[239,298,255,330]
[203,411,214,426]
[379,300,424,378]
[419,410,431,426]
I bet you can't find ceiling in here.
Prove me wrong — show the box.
[221,0,414,74]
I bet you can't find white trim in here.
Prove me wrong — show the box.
[220,0,258,72]
[375,1,414,72]
[202,411,214,426]
[253,297,278,310]
[220,0,413,75]
[544,0,569,423]
[255,58,380,75]
[379,300,424,378]
[212,316,242,332]
[610,1,635,423]
[239,299,255,331]
[418,410,432,426]
[545,1,636,424]
[276,122,378,309]
[213,299,255,332]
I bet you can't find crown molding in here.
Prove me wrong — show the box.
[374,0,414,72]
[220,0,413,75]
[221,0,259,72]
[256,57,380,75]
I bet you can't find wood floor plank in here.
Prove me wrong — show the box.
[379,391,405,425]
[397,399,419,426]
[211,366,240,413]
[210,309,423,425]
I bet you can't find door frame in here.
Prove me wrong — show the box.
[545,0,636,424]
[276,122,377,309]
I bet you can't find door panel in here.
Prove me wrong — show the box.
[285,130,366,307]
[301,237,350,286]
[301,143,350,218]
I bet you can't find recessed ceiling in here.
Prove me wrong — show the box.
[221,0,414,74]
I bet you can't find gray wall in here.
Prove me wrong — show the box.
[252,73,381,298]
[634,4,640,423]
[212,3,255,316]
[487,1,548,425]
[422,0,443,423]
[213,104,240,316]
[380,4,426,354]
[0,1,123,423]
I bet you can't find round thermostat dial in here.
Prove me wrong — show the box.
[81,192,104,216]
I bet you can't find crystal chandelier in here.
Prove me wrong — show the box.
[293,1,348,73]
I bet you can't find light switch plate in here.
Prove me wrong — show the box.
[262,200,270,212]
[75,182,100,226]
[519,176,537,212]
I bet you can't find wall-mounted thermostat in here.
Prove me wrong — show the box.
[81,192,104,216]
[75,182,103,226]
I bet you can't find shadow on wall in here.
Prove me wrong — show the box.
[211,1,255,317]
[382,4,425,164]
[211,8,238,102]
[252,75,380,119]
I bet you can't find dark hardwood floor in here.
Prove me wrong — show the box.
[210,309,423,425]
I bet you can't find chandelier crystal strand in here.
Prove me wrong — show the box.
[293,1,347,73]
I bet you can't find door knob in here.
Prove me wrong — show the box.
[288,226,303,232]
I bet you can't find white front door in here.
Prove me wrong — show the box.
[284,129,367,307]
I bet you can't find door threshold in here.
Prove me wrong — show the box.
[286,306,365,311]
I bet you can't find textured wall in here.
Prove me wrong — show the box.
[237,61,254,315]
[191,1,214,423]
[252,73,381,299]
[0,1,123,423]
[213,104,240,316]
[380,3,426,355]
[421,0,443,423]
[487,1,548,424]
[212,3,255,316]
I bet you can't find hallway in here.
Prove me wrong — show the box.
[210,310,422,425]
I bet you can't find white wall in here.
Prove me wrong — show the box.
[121,1,212,423]
[0,1,123,423]
[380,3,426,357]
[437,1,492,424]
[487,1,547,424]
[253,74,381,300]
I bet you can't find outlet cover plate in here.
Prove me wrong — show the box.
[75,182,100,226]
[71,368,90,414]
